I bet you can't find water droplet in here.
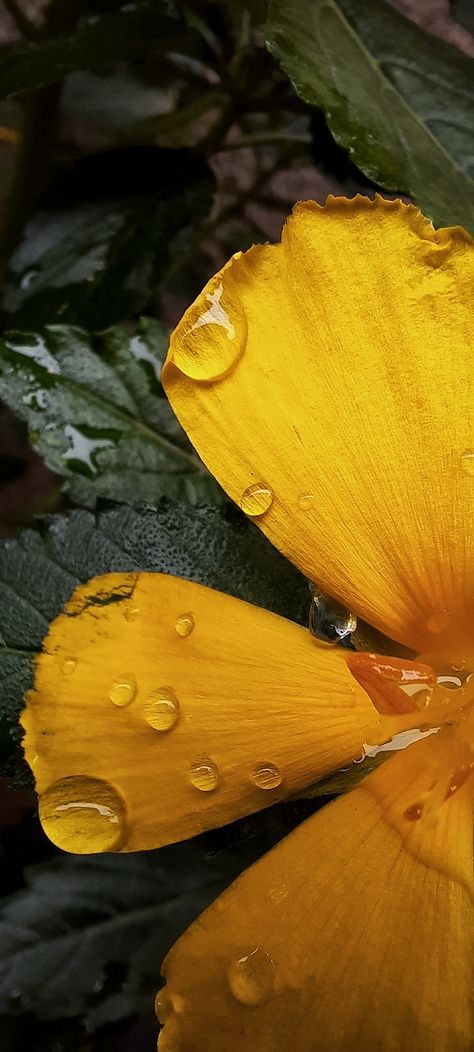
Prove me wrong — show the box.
[426,611,450,634]
[61,658,77,676]
[298,493,315,510]
[144,687,180,731]
[437,675,462,690]
[309,587,357,644]
[240,482,274,517]
[252,763,282,790]
[170,279,247,381]
[108,674,136,708]
[189,758,219,792]
[124,605,139,622]
[227,948,275,1006]
[460,450,474,476]
[39,776,126,852]
[20,268,39,290]
[404,802,423,821]
[175,612,194,637]
[155,991,170,1023]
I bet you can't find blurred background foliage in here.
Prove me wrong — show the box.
[0,1,472,1048]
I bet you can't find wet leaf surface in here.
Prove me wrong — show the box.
[266,0,474,230]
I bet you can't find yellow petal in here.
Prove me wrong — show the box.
[22,571,412,854]
[163,196,474,655]
[158,732,474,1052]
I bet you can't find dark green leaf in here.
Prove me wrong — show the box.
[0,10,196,99]
[0,838,262,1023]
[0,500,308,782]
[0,321,221,506]
[5,147,215,330]
[266,0,474,231]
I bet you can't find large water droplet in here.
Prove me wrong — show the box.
[175,612,194,637]
[189,758,219,791]
[227,948,275,1005]
[144,687,180,731]
[252,763,282,790]
[124,605,139,623]
[39,776,126,852]
[108,674,137,708]
[240,482,274,517]
[309,586,356,644]
[171,279,247,381]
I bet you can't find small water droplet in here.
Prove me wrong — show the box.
[298,492,315,510]
[404,802,423,821]
[460,450,474,476]
[240,482,274,517]
[108,674,136,708]
[170,279,247,381]
[39,776,126,852]
[61,658,77,676]
[252,763,282,790]
[155,991,170,1022]
[124,606,139,622]
[309,587,356,644]
[189,758,219,791]
[20,268,39,290]
[227,948,275,1006]
[175,612,194,637]
[144,687,180,731]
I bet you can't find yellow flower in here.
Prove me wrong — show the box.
[22,196,473,1051]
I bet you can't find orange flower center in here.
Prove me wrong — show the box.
[346,651,474,820]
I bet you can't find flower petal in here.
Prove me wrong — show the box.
[22,571,404,854]
[163,196,473,654]
[158,732,474,1052]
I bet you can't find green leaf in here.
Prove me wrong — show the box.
[5,147,215,330]
[0,10,197,99]
[0,838,263,1023]
[0,321,221,506]
[0,500,308,782]
[266,0,474,231]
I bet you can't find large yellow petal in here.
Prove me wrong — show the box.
[163,196,474,655]
[158,731,474,1052]
[22,571,413,854]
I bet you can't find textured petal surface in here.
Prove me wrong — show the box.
[21,572,406,853]
[158,732,474,1052]
[163,196,474,655]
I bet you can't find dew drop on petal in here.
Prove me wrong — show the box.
[144,687,180,732]
[175,612,194,637]
[240,482,274,517]
[298,492,315,510]
[108,674,137,707]
[252,763,282,790]
[404,802,424,821]
[39,776,127,852]
[189,758,219,792]
[61,657,77,676]
[309,587,357,644]
[171,279,247,381]
[227,948,275,1005]
[155,991,170,1023]
[124,605,139,623]
[460,450,474,476]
